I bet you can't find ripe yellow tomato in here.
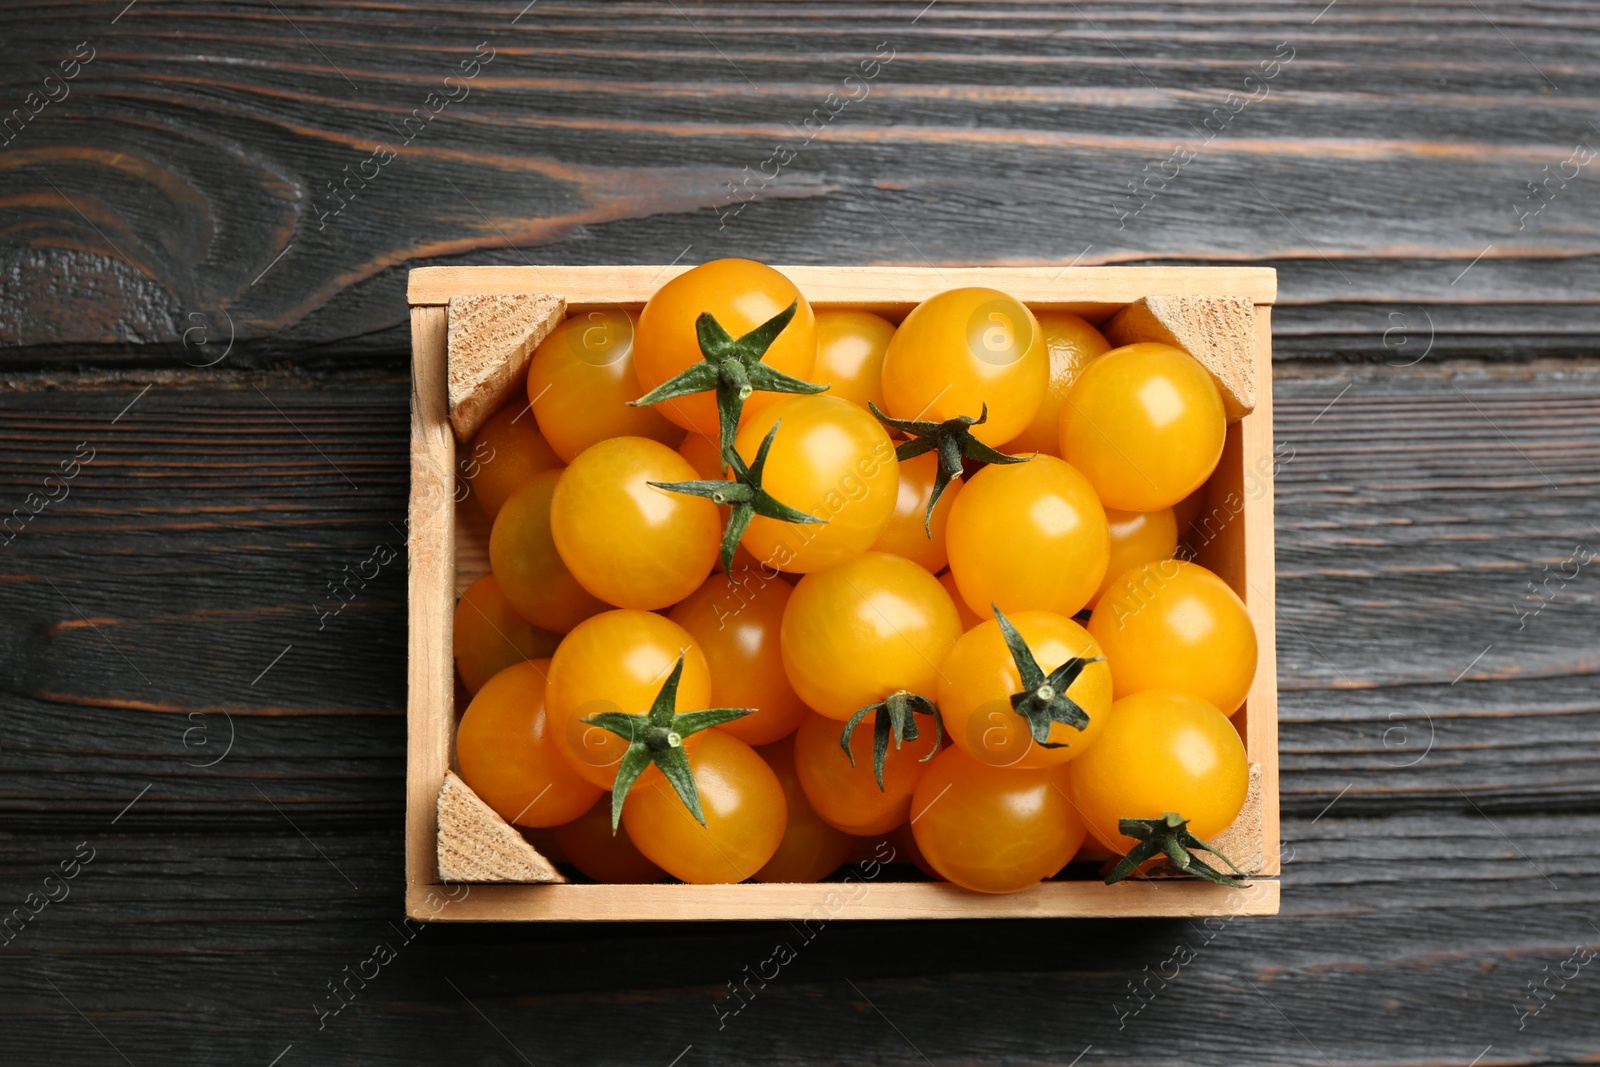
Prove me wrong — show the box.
[812,309,894,411]
[489,470,609,632]
[455,660,603,827]
[937,570,986,630]
[937,611,1113,769]
[881,288,1048,446]
[1092,506,1178,607]
[752,736,852,882]
[453,573,561,694]
[781,551,962,721]
[550,436,720,610]
[793,710,938,835]
[945,454,1109,619]
[669,568,809,746]
[633,258,818,437]
[1003,311,1111,456]
[733,394,899,574]
[1060,342,1226,511]
[868,451,963,573]
[465,403,561,520]
[910,746,1086,894]
[528,309,684,462]
[623,728,786,883]
[1088,559,1258,715]
[677,431,725,480]
[551,798,666,884]
[1068,690,1247,852]
[544,609,713,789]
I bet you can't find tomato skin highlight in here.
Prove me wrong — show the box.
[466,403,561,520]
[633,258,817,437]
[1060,342,1226,511]
[812,309,894,412]
[1003,311,1111,456]
[528,309,685,463]
[1067,689,1248,852]
[752,736,852,883]
[910,746,1086,894]
[623,728,787,884]
[781,551,962,721]
[669,568,809,746]
[881,287,1049,446]
[455,660,603,827]
[550,436,721,610]
[793,710,938,836]
[489,470,610,633]
[868,451,963,573]
[453,573,561,695]
[1092,506,1178,608]
[945,454,1109,619]
[1088,559,1258,715]
[552,798,666,884]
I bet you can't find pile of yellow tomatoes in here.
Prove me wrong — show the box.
[452,259,1259,894]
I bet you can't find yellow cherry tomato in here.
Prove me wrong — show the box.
[1003,310,1111,456]
[544,609,713,789]
[1060,342,1226,511]
[752,735,852,883]
[669,567,809,746]
[465,403,561,520]
[528,309,685,463]
[868,451,963,573]
[455,660,603,827]
[551,798,666,884]
[910,746,1086,894]
[633,258,818,437]
[812,309,894,411]
[937,611,1113,770]
[623,728,787,884]
[781,551,961,721]
[489,470,610,632]
[453,573,561,694]
[550,436,720,610]
[881,287,1048,446]
[1069,690,1247,852]
[1088,559,1258,715]
[945,454,1109,619]
[734,394,899,574]
[677,431,725,480]
[793,710,938,836]
[1092,506,1178,607]
[937,570,986,630]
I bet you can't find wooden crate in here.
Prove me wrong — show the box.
[405,265,1280,922]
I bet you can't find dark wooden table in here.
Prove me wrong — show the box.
[4,2,1598,1063]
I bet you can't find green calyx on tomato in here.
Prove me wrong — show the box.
[840,689,943,791]
[1105,812,1250,888]
[994,606,1101,746]
[867,403,1027,533]
[650,421,825,573]
[630,302,827,469]
[580,654,753,830]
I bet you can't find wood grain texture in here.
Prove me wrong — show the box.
[436,771,565,883]
[445,291,563,440]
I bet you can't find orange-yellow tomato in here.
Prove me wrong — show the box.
[1088,559,1258,715]
[1172,482,1208,543]
[812,309,894,411]
[945,454,1109,619]
[633,258,817,437]
[868,451,963,573]
[623,728,787,884]
[677,431,725,479]
[465,403,561,520]
[489,471,610,632]
[669,568,809,746]
[550,436,720,610]
[793,710,938,836]
[1068,690,1247,852]
[910,746,1086,894]
[752,736,852,882]
[453,573,562,694]
[781,551,962,721]
[544,610,713,789]
[734,394,899,574]
[1003,311,1111,456]
[937,570,986,631]
[1092,507,1178,607]
[551,798,666,884]
[528,309,684,462]
[937,611,1113,769]
[881,288,1048,446]
[1060,342,1226,511]
[455,660,603,827]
